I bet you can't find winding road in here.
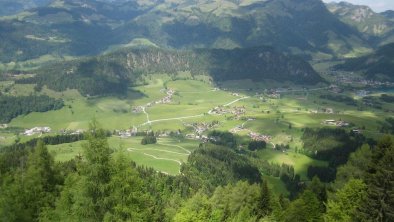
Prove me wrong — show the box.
[223,96,250,106]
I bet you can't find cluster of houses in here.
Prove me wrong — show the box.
[59,129,84,135]
[155,88,175,104]
[23,127,51,136]
[132,106,144,113]
[248,132,272,142]
[132,88,175,113]
[114,127,138,138]
[208,106,246,117]
[184,121,219,135]
[229,123,272,143]
[325,70,393,88]
[309,107,334,114]
[266,92,281,99]
[329,84,343,94]
[185,133,209,141]
[323,119,350,127]
[356,90,368,97]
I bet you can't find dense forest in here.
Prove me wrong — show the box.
[0,121,393,221]
[0,95,64,123]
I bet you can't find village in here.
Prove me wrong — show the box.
[23,127,51,136]
[132,88,175,114]
[323,70,394,88]
[22,127,85,136]
[208,106,246,118]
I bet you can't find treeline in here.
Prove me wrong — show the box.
[319,94,357,106]
[15,58,130,96]
[380,93,394,103]
[182,144,261,191]
[381,117,394,134]
[0,95,64,123]
[208,130,238,149]
[251,156,303,198]
[302,127,365,166]
[0,134,85,176]
[301,127,369,183]
[141,131,157,145]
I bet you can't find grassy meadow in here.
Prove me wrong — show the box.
[1,76,393,192]
[48,137,199,175]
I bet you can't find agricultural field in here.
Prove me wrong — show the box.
[1,76,393,187]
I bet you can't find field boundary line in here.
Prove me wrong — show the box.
[157,142,191,154]
[127,149,182,166]
[140,114,204,126]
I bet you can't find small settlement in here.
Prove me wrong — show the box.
[24,127,51,136]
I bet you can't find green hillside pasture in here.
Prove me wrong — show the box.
[5,84,35,96]
[257,149,328,180]
[165,79,212,91]
[48,137,199,175]
[9,97,145,130]
[0,132,16,147]
[48,141,85,162]
[110,136,199,175]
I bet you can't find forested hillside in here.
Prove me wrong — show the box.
[0,95,64,123]
[16,46,322,96]
[335,43,394,81]
[0,0,378,62]
[0,122,393,221]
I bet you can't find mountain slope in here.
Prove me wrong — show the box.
[327,2,393,37]
[0,0,373,62]
[0,0,150,62]
[120,0,372,59]
[326,2,394,47]
[335,43,394,81]
[380,10,394,20]
[0,0,53,16]
[18,46,322,96]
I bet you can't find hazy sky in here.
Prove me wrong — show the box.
[322,0,394,12]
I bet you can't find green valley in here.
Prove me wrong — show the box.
[1,0,394,221]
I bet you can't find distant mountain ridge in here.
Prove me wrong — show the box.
[326,2,394,46]
[326,2,393,36]
[0,0,378,62]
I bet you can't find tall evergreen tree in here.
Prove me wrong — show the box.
[324,179,367,222]
[257,180,272,218]
[281,190,323,222]
[0,140,60,221]
[357,136,394,222]
[104,151,152,221]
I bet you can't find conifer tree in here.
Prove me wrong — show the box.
[357,136,394,221]
[257,180,272,218]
